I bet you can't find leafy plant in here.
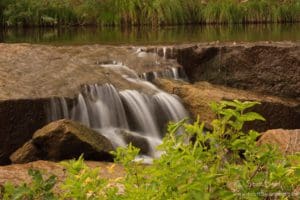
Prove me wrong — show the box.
[110,100,300,199]
[59,154,119,199]
[2,169,56,200]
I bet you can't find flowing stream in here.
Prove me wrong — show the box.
[47,57,189,157]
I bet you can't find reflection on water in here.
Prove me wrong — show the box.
[0,24,299,45]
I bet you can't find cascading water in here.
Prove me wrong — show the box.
[134,47,186,82]
[139,67,187,81]
[47,97,69,122]
[47,48,189,157]
[163,47,167,59]
[120,90,160,138]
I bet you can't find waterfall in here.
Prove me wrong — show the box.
[73,94,90,127]
[47,97,69,122]
[163,47,167,59]
[139,67,187,82]
[153,92,187,122]
[120,90,160,138]
[47,55,189,157]
[171,67,179,80]
[47,83,188,156]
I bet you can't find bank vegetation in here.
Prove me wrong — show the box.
[0,0,299,27]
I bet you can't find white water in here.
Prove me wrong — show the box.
[140,67,185,81]
[47,50,189,157]
[47,97,69,122]
[163,47,167,59]
[120,90,160,138]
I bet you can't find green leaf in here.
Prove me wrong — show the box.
[44,175,57,191]
[28,169,43,184]
[240,112,265,122]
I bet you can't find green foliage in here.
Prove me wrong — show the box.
[59,155,118,199]
[2,169,56,200]
[108,100,300,199]
[0,0,299,27]
[1,100,300,199]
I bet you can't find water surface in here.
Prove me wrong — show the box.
[0,24,299,45]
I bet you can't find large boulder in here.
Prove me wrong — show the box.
[176,42,300,100]
[257,129,300,154]
[10,119,114,164]
[155,79,300,132]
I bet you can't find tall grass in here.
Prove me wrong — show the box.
[0,0,299,27]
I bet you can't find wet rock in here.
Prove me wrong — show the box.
[155,79,300,132]
[176,42,300,100]
[119,129,151,155]
[257,129,300,154]
[10,119,114,164]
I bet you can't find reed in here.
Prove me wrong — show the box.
[0,0,299,27]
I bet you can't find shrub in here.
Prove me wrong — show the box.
[111,100,300,199]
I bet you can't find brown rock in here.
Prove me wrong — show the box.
[119,129,151,155]
[0,160,124,190]
[0,43,179,100]
[10,119,114,164]
[258,129,300,154]
[176,42,300,100]
[9,141,41,164]
[155,79,300,132]
[0,98,49,165]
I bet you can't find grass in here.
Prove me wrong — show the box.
[0,0,299,27]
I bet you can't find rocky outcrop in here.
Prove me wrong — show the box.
[175,42,300,100]
[1,42,299,165]
[0,43,180,100]
[155,79,300,132]
[258,129,300,154]
[10,119,114,164]
[0,43,184,165]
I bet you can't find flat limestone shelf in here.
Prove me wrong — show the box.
[0,43,177,100]
[1,42,299,100]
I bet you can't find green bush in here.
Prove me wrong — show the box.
[110,100,300,199]
[1,100,300,199]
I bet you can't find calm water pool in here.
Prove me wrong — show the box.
[0,24,299,45]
